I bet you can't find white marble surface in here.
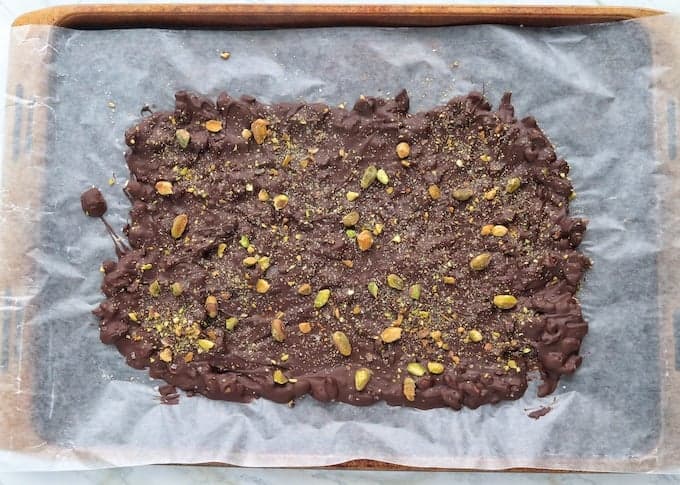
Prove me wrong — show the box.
[4,466,680,484]
[1,0,679,482]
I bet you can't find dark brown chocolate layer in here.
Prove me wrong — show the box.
[91,90,589,410]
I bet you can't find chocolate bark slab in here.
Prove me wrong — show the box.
[90,89,589,410]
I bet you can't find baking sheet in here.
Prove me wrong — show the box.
[0,15,678,471]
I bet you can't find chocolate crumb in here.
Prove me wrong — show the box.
[80,187,107,217]
[528,406,552,419]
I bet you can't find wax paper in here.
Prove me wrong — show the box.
[1,15,679,472]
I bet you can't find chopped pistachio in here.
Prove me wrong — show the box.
[332,331,352,356]
[217,243,227,258]
[507,359,519,370]
[469,252,492,271]
[314,289,331,309]
[258,257,271,271]
[354,368,372,391]
[342,211,360,227]
[396,142,411,159]
[391,234,402,243]
[241,128,253,140]
[149,280,161,297]
[408,284,422,300]
[298,321,313,333]
[271,319,286,342]
[128,312,138,322]
[225,317,238,331]
[298,283,312,296]
[273,369,288,385]
[239,235,250,248]
[197,339,215,351]
[356,230,374,251]
[452,188,474,201]
[427,361,445,374]
[255,279,271,294]
[484,187,498,200]
[468,329,483,342]
[346,229,357,239]
[376,169,389,185]
[273,194,289,210]
[257,189,270,201]
[491,225,508,237]
[373,223,384,236]
[506,177,521,194]
[170,282,183,297]
[251,118,269,144]
[140,263,153,271]
[380,326,402,343]
[368,281,379,298]
[205,119,223,133]
[171,214,188,239]
[493,294,518,309]
[387,273,405,290]
[205,295,218,318]
[346,191,360,201]
[360,165,378,189]
[243,256,258,267]
[407,362,426,377]
[403,377,416,401]
[155,181,173,195]
[175,129,191,148]
[443,276,456,285]
[428,184,441,200]
[159,348,173,363]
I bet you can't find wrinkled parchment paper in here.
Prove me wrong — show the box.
[1,15,680,472]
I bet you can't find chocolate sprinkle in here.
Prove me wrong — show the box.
[91,89,590,410]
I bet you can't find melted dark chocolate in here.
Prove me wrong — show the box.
[89,90,589,410]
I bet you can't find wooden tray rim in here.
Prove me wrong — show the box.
[13,4,666,29]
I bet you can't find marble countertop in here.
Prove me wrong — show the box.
[4,466,680,484]
[1,0,678,482]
